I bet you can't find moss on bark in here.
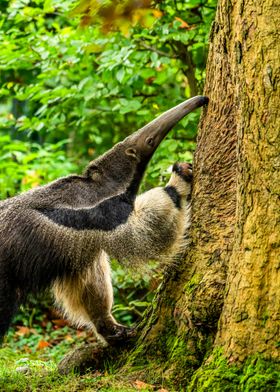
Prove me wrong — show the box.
[188,350,280,392]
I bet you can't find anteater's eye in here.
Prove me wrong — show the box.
[146,137,154,147]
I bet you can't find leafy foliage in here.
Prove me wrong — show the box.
[0,0,216,197]
[0,135,78,198]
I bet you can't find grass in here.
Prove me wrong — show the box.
[0,351,141,391]
[0,295,156,391]
[0,326,101,392]
[0,345,154,392]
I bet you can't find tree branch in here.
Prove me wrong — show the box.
[170,41,199,96]
[137,42,177,59]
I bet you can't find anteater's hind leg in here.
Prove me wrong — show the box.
[52,251,129,342]
[0,273,18,344]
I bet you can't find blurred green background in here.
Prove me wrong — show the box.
[0,0,216,366]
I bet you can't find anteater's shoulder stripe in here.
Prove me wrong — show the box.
[164,186,181,209]
[37,194,133,231]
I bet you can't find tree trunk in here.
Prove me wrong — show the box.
[214,0,280,363]
[120,0,280,388]
[59,0,280,388]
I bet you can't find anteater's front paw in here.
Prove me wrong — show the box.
[105,324,136,344]
[98,322,136,345]
[172,162,193,182]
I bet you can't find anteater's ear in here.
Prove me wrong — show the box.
[84,163,102,181]
[125,148,139,161]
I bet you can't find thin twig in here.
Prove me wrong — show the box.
[138,42,178,59]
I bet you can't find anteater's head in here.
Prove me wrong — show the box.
[85,96,208,197]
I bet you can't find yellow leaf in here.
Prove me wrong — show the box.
[88,147,95,156]
[152,9,163,18]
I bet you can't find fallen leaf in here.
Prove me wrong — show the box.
[16,326,31,336]
[134,379,154,390]
[37,340,50,349]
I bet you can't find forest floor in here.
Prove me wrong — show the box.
[0,346,164,392]
[0,266,163,391]
[0,271,161,391]
[0,350,147,392]
[0,349,141,392]
[0,324,164,392]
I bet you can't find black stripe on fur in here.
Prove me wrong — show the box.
[164,186,181,209]
[37,194,133,231]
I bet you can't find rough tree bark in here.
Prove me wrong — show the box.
[214,0,280,364]
[59,0,280,389]
[123,0,279,388]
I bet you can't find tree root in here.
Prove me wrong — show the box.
[58,330,138,375]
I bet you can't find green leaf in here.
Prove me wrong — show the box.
[119,99,142,114]
[116,68,125,83]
